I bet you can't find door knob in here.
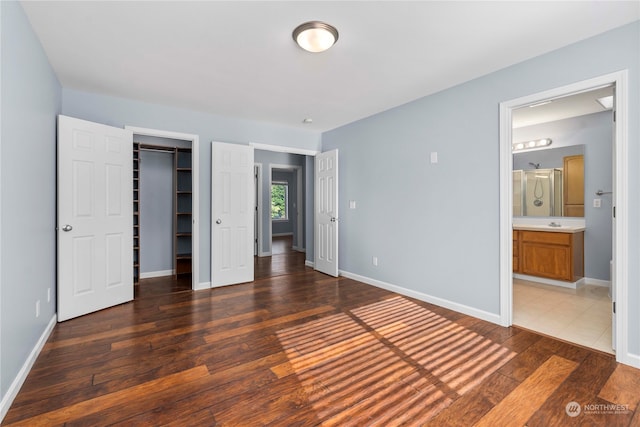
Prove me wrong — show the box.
[216,219,222,224]
[330,217,337,222]
[62,224,73,232]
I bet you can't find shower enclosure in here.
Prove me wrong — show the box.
[513,169,563,216]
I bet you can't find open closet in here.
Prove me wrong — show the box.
[133,139,192,292]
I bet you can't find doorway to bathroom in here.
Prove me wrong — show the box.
[512,86,613,353]
[499,71,630,364]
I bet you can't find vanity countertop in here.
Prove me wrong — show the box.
[513,224,586,233]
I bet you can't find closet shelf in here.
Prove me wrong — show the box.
[133,142,141,285]
[175,147,193,278]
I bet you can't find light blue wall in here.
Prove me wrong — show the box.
[62,90,321,283]
[1,0,61,399]
[321,22,639,353]
[254,150,307,254]
[139,150,174,274]
[513,111,613,281]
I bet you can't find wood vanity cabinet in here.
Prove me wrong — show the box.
[516,230,584,282]
[513,230,521,273]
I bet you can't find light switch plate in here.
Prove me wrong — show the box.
[430,152,438,164]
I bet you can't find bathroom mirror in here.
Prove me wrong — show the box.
[513,145,584,217]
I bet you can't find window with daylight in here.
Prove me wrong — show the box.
[271,182,289,220]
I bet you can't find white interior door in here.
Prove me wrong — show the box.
[254,165,259,256]
[57,115,133,321]
[315,149,339,277]
[211,142,255,287]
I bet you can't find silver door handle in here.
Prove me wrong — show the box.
[216,219,222,224]
[62,224,73,232]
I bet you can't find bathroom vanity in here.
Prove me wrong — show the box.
[513,224,585,283]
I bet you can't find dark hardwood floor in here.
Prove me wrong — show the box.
[4,241,640,425]
[255,235,306,280]
[135,236,304,298]
[135,275,192,299]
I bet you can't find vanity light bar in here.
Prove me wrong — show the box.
[512,138,552,152]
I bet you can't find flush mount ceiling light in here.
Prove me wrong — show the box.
[292,21,339,53]
[512,138,552,152]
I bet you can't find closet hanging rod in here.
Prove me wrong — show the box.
[138,143,176,153]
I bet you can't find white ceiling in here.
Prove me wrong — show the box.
[21,1,639,132]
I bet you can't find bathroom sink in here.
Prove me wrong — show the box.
[513,223,586,233]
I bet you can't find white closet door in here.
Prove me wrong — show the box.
[58,115,133,321]
[211,142,255,287]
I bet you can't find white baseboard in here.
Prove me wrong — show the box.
[272,232,293,237]
[0,314,57,423]
[195,281,211,291]
[622,352,640,369]
[140,269,174,279]
[258,251,272,257]
[514,273,585,289]
[339,270,501,325]
[305,260,314,268]
[292,246,306,253]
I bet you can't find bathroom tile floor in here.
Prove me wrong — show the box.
[513,278,613,354]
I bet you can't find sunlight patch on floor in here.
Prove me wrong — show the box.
[274,296,518,424]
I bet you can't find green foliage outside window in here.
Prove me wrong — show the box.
[271,183,288,219]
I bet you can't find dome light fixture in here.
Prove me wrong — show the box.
[292,21,339,53]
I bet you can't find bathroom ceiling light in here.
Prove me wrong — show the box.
[528,100,552,108]
[293,21,339,53]
[512,138,552,152]
[596,95,614,110]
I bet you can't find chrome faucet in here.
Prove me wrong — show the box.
[548,221,561,227]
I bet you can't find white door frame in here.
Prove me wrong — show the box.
[268,164,303,254]
[254,163,263,256]
[125,126,200,291]
[250,142,319,258]
[498,70,630,365]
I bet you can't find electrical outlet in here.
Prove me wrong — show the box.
[372,256,378,266]
[47,288,51,303]
[36,300,40,318]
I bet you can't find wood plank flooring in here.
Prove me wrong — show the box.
[5,242,640,426]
